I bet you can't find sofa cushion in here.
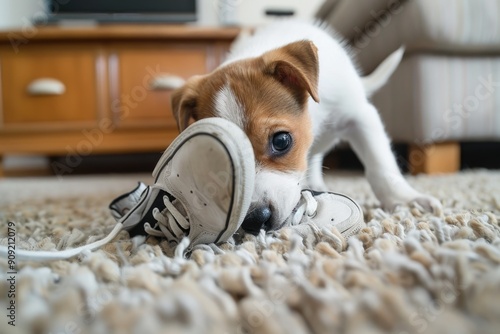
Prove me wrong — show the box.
[373,53,500,142]
[323,0,500,73]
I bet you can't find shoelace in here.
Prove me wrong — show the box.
[143,195,189,241]
[0,223,124,262]
[286,191,318,226]
[0,194,190,262]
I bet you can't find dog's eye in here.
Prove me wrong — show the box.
[271,132,292,154]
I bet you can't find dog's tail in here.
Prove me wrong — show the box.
[361,46,405,97]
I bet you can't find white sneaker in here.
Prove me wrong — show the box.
[110,117,255,247]
[2,118,255,261]
[283,189,365,239]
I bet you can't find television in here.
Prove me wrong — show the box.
[45,0,197,24]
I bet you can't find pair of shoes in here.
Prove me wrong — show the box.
[111,185,365,246]
[0,118,364,262]
[110,117,364,247]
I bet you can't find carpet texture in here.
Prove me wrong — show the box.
[1,170,500,334]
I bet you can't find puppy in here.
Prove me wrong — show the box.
[171,20,441,232]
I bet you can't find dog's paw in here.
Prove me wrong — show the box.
[370,173,442,214]
[381,192,442,215]
[408,194,442,215]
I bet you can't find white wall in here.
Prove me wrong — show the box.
[0,0,43,30]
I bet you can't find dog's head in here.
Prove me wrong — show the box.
[170,40,319,233]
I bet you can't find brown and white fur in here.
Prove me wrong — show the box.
[171,20,441,232]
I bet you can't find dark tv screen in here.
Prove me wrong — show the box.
[50,0,196,14]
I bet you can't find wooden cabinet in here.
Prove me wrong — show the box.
[110,44,208,127]
[0,25,239,175]
[1,46,98,125]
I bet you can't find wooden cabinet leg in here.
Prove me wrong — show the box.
[0,155,4,177]
[409,142,460,175]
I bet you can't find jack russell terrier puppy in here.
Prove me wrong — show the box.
[171,20,441,232]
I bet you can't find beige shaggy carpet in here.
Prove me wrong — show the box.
[1,170,500,334]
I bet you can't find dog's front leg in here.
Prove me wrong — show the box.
[307,153,329,191]
[343,103,441,213]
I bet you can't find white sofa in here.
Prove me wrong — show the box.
[318,0,500,173]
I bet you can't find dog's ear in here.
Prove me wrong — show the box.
[262,40,320,103]
[170,84,197,132]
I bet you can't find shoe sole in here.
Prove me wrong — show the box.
[152,118,255,244]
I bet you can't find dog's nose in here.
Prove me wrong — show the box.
[241,205,272,235]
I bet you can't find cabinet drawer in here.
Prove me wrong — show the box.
[111,45,208,127]
[0,48,98,125]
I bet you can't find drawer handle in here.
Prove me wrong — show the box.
[149,74,185,91]
[27,78,66,96]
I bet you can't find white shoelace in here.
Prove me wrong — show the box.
[0,194,190,262]
[0,223,124,262]
[143,195,189,241]
[286,191,318,226]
